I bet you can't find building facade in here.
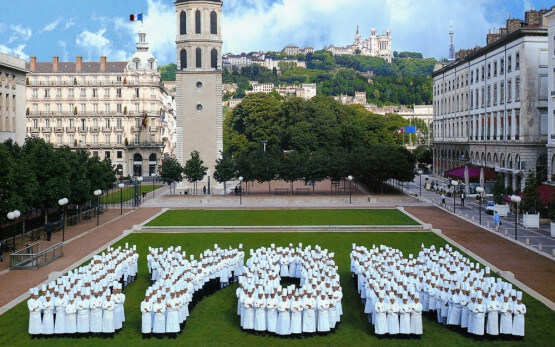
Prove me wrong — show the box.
[0,52,27,144]
[25,29,170,178]
[432,10,549,191]
[325,26,393,63]
[546,8,555,181]
[175,0,223,189]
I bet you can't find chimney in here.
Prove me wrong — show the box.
[506,19,522,34]
[524,10,541,27]
[486,32,502,45]
[30,56,36,72]
[53,56,59,72]
[100,56,107,72]
[76,56,82,72]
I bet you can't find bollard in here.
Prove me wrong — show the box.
[504,230,508,236]
[465,213,468,218]
[487,222,490,228]
[526,238,529,246]
[472,216,474,221]
[552,249,555,257]
[539,244,542,251]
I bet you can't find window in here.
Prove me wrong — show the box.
[92,88,98,98]
[80,88,86,97]
[44,89,50,98]
[93,104,98,114]
[508,55,512,72]
[57,118,62,127]
[56,88,62,98]
[57,103,62,115]
[195,10,201,34]
[515,77,520,101]
[32,103,38,113]
[135,103,140,113]
[500,58,504,74]
[470,71,473,84]
[92,151,98,157]
[134,61,139,70]
[33,119,38,129]
[81,118,86,130]
[134,134,140,144]
[93,134,98,145]
[104,88,110,98]
[500,81,504,104]
[481,87,484,107]
[105,118,110,128]
[493,61,497,77]
[117,104,122,114]
[210,11,217,34]
[116,118,122,129]
[105,151,110,159]
[515,52,519,70]
[45,118,50,128]
[487,63,491,79]
[69,134,74,145]
[116,88,122,98]
[507,79,512,102]
[105,104,110,113]
[211,48,218,69]
[196,48,202,68]
[32,89,38,98]
[57,134,62,145]
[493,83,497,105]
[180,49,187,69]
[135,88,140,97]
[105,134,110,144]
[93,118,99,127]
[45,104,50,114]
[80,103,86,113]
[481,66,484,80]
[69,118,74,128]
[117,134,122,145]
[68,88,74,98]
[180,11,186,35]
[45,134,50,143]
[117,150,122,158]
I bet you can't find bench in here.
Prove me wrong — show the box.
[295,188,310,195]
[29,229,42,241]
[274,188,289,195]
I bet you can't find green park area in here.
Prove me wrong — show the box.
[1,231,553,346]
[145,209,419,227]
[100,185,164,204]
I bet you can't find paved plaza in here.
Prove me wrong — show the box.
[1,181,554,316]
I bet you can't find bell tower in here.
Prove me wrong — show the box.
[175,0,223,189]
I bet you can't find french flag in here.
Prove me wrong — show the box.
[395,127,405,135]
[130,13,143,22]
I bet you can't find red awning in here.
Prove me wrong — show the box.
[444,166,497,181]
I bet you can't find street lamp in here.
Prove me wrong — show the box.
[511,195,521,241]
[238,176,243,205]
[417,170,423,196]
[261,140,268,152]
[151,172,156,198]
[451,180,459,213]
[118,183,125,215]
[476,186,484,225]
[7,210,20,250]
[57,198,68,242]
[137,176,143,203]
[347,175,353,204]
[94,189,102,226]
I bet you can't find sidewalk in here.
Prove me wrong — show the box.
[393,175,555,257]
[0,207,162,312]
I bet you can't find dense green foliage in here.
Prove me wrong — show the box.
[1,231,553,346]
[520,172,542,214]
[158,63,177,81]
[145,209,418,226]
[160,157,185,195]
[183,150,208,193]
[216,94,416,192]
[0,138,115,224]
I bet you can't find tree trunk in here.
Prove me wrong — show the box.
[223,182,227,195]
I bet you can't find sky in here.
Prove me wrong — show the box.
[0,0,553,65]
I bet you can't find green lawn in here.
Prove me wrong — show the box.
[101,185,164,204]
[145,209,419,226]
[1,232,553,346]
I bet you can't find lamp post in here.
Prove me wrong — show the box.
[511,195,521,241]
[347,175,353,204]
[417,170,423,196]
[476,186,484,225]
[238,176,243,205]
[94,190,102,226]
[261,140,268,152]
[451,180,459,213]
[137,176,143,203]
[118,183,125,215]
[151,172,156,198]
[57,198,68,242]
[7,210,20,250]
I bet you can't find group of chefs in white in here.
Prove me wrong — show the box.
[27,244,138,338]
[351,243,526,338]
[236,243,343,337]
[141,244,245,338]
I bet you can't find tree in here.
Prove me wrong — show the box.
[183,151,208,194]
[413,145,433,167]
[213,152,236,195]
[520,172,541,214]
[160,157,183,195]
[492,175,506,205]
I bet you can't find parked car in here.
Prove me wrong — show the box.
[485,201,495,215]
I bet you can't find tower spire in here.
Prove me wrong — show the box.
[448,23,455,61]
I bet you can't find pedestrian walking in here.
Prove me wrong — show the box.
[441,193,446,207]
[493,212,500,230]
[460,192,465,207]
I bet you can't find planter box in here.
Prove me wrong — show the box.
[494,204,510,217]
[551,222,555,238]
[522,213,540,228]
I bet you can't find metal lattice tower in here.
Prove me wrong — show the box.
[449,23,455,61]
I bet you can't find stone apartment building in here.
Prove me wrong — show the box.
[546,7,555,181]
[0,52,27,144]
[25,29,172,178]
[432,10,549,191]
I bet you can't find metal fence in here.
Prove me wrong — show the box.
[10,242,63,270]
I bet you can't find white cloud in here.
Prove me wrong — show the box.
[41,19,61,33]
[64,18,76,30]
[76,29,112,59]
[58,40,68,61]
[0,44,29,60]
[220,0,509,59]
[7,24,32,44]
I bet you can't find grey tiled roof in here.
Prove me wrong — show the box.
[26,61,127,74]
